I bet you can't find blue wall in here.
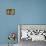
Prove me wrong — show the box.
[0,0,46,44]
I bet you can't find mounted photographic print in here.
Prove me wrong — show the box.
[18,24,46,41]
[6,8,15,15]
[8,32,18,46]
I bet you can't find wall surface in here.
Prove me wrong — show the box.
[0,0,46,45]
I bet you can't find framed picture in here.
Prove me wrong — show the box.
[18,24,46,41]
[6,8,15,15]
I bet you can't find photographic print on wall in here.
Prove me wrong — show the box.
[6,8,15,15]
[18,24,46,42]
[7,32,18,46]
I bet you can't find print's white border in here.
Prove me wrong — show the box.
[18,25,21,43]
